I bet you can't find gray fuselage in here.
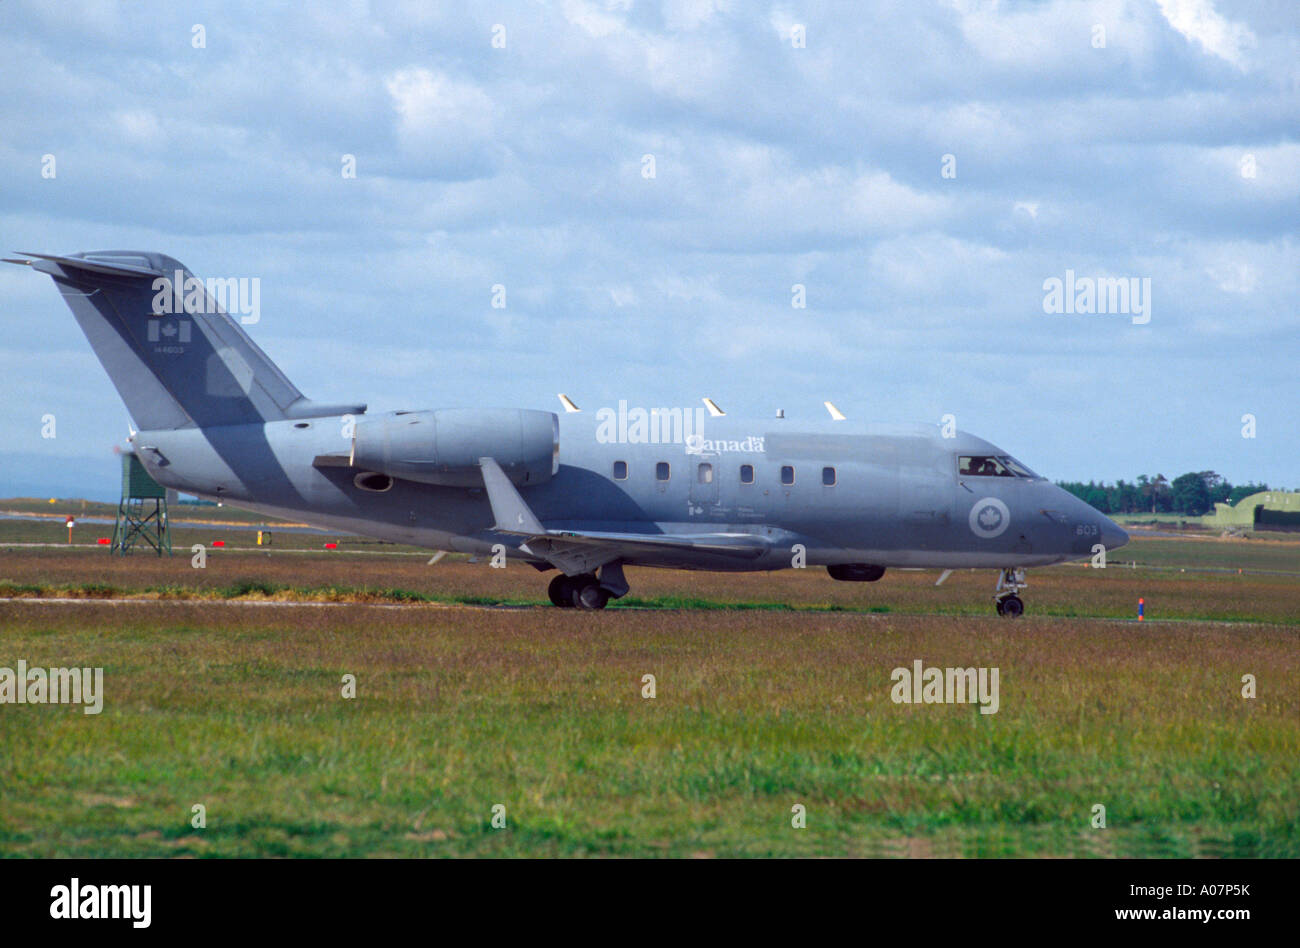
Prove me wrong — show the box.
[134,411,1128,571]
[16,249,1128,589]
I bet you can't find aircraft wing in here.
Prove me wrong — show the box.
[478,456,770,574]
[524,528,769,571]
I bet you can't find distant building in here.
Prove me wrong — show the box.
[1207,490,1300,533]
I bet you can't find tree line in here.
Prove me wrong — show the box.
[1056,472,1270,517]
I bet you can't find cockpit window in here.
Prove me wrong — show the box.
[959,456,1011,476]
[999,455,1040,479]
[959,455,1040,478]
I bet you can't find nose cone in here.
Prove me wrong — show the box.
[1100,516,1129,551]
[1051,485,1130,554]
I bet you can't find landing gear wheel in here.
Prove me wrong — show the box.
[548,574,575,608]
[572,579,610,611]
[993,567,1027,617]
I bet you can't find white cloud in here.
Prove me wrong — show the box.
[385,67,493,143]
[1,0,1296,492]
[608,285,639,307]
[663,0,731,32]
[382,67,500,177]
[948,0,1138,66]
[114,109,164,145]
[867,234,1009,300]
[768,9,800,43]
[1205,261,1257,294]
[1155,0,1255,68]
[561,0,631,39]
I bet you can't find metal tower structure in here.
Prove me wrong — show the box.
[111,453,172,555]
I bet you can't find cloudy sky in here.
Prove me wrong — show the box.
[2,0,1296,500]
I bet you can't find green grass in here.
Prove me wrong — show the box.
[1,534,1296,857]
[1,573,1297,626]
[1113,537,1300,573]
[0,603,1296,858]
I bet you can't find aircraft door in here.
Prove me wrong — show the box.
[901,462,954,551]
[689,452,719,514]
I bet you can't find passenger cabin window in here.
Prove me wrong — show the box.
[780,465,795,486]
[697,462,713,484]
[612,460,628,480]
[822,466,836,486]
[958,455,1040,478]
[739,464,754,484]
[656,462,670,481]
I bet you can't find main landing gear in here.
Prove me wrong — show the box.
[547,573,611,610]
[994,567,1026,617]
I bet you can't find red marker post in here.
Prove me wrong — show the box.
[65,515,74,544]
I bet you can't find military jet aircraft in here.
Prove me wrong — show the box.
[11,251,1127,614]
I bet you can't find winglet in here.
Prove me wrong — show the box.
[557,393,581,413]
[702,397,725,417]
[824,400,846,421]
[479,457,545,535]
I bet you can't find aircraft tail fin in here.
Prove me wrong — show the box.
[12,251,364,430]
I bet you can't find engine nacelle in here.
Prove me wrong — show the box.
[351,408,559,488]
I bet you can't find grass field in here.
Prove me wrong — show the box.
[0,533,1296,858]
[0,530,1296,622]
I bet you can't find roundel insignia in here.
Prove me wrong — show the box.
[969,497,1010,539]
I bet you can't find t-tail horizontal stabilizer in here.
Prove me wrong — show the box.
[9,250,366,430]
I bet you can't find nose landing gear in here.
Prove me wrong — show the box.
[994,567,1026,617]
